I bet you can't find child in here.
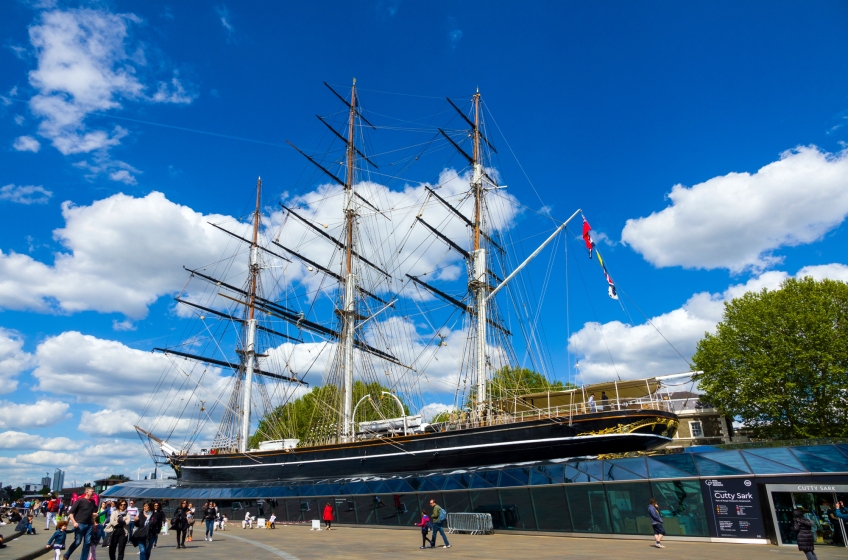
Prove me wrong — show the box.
[415,510,431,549]
[89,522,102,560]
[46,520,70,560]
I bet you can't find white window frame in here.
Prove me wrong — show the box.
[689,420,704,438]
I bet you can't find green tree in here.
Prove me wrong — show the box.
[13,487,23,500]
[249,380,409,448]
[465,366,576,409]
[693,277,848,439]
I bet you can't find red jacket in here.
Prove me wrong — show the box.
[322,505,334,521]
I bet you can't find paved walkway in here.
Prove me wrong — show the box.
[123,524,846,560]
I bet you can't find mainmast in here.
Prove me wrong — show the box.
[240,177,262,452]
[470,90,488,420]
[341,79,358,442]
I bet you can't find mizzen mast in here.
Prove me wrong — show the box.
[239,177,262,452]
[341,79,358,442]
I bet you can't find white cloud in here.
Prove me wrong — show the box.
[420,403,452,421]
[21,7,196,183]
[13,135,41,152]
[0,431,82,451]
[78,409,138,437]
[0,184,52,204]
[0,329,34,393]
[569,263,848,384]
[216,5,235,38]
[108,169,137,185]
[0,191,242,318]
[622,147,848,272]
[0,400,71,429]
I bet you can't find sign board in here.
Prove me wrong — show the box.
[702,478,765,539]
[311,519,321,531]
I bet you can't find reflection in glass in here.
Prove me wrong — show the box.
[650,480,708,536]
[530,486,571,532]
[469,489,504,529]
[394,494,420,526]
[606,482,652,534]
[354,496,378,525]
[650,454,698,476]
[692,455,748,477]
[443,491,472,516]
[565,486,611,533]
[498,488,536,530]
[372,495,399,525]
[335,497,357,524]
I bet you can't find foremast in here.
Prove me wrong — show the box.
[239,177,262,452]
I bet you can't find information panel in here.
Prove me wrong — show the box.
[702,478,766,540]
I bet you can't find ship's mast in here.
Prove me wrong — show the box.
[341,79,358,442]
[239,177,262,452]
[470,91,488,419]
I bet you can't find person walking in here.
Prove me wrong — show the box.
[147,503,164,551]
[46,520,71,560]
[428,499,450,548]
[185,504,194,543]
[415,510,431,549]
[64,486,98,560]
[322,503,334,530]
[125,501,137,538]
[45,495,59,531]
[106,500,128,560]
[171,500,188,549]
[131,503,151,560]
[648,498,665,548]
[793,508,818,560]
[202,502,216,542]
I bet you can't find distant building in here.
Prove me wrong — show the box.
[93,477,128,495]
[52,469,65,494]
[665,391,745,448]
[23,482,42,493]
[41,476,51,490]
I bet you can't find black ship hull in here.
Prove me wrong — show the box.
[173,409,678,483]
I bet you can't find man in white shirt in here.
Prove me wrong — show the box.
[242,512,253,529]
[268,514,276,529]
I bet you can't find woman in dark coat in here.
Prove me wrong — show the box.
[793,508,818,560]
[172,500,188,549]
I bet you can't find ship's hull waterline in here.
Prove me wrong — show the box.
[173,409,678,483]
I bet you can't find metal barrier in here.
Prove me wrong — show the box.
[446,512,494,535]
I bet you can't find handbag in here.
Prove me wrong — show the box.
[130,524,149,547]
[102,531,112,548]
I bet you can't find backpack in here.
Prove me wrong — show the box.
[440,507,448,522]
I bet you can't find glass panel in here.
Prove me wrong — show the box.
[604,464,647,481]
[498,470,527,488]
[469,473,496,488]
[429,476,448,490]
[442,491,472,515]
[836,444,848,459]
[354,496,378,524]
[345,482,369,495]
[335,497,357,524]
[372,495,399,525]
[443,475,469,491]
[651,480,709,536]
[794,446,848,469]
[366,481,391,494]
[771,492,796,544]
[741,452,804,474]
[606,482,652,534]
[693,455,749,476]
[498,488,537,530]
[697,450,752,473]
[394,494,420,526]
[285,499,304,522]
[745,448,806,471]
[312,484,340,497]
[793,451,845,473]
[469,489,506,530]
[649,454,698,476]
[606,458,648,478]
[530,486,572,532]
[417,477,442,492]
[385,479,415,493]
[565,485,611,533]
[529,469,552,486]
[646,458,696,479]
[531,464,564,485]
[573,460,604,481]
[298,485,316,497]
[406,478,423,492]
[500,468,530,486]
[565,465,593,483]
[479,470,501,487]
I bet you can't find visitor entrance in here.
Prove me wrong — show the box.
[766,484,848,547]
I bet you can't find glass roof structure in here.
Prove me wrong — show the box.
[102,443,848,500]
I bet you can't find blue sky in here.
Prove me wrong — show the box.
[1,0,848,487]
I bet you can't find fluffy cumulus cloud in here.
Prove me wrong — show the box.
[0,431,81,451]
[22,7,196,182]
[0,184,52,204]
[569,263,848,384]
[13,135,41,152]
[0,329,34,393]
[0,400,71,429]
[622,147,848,272]
[0,191,242,319]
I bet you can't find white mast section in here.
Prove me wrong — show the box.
[341,79,358,442]
[239,177,262,453]
[469,91,489,419]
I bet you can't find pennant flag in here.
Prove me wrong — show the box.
[595,249,619,300]
[582,217,594,259]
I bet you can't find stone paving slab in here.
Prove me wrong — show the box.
[130,524,847,560]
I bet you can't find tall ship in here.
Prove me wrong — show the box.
[135,81,679,484]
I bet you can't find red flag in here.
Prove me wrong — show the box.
[582,217,594,259]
